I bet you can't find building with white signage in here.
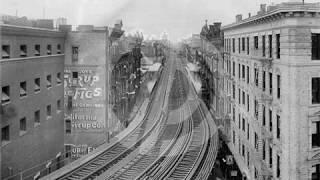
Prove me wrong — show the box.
[222,2,320,180]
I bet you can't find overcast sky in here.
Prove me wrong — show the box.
[0,0,318,41]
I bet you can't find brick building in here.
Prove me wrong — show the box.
[1,24,65,179]
[222,2,320,179]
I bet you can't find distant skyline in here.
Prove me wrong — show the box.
[0,0,318,41]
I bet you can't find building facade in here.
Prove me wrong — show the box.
[222,2,320,180]
[1,24,65,179]
[63,25,111,159]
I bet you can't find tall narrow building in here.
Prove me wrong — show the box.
[222,2,320,179]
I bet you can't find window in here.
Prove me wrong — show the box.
[233,84,235,99]
[2,86,10,104]
[312,78,320,104]
[247,94,250,112]
[262,35,266,57]
[263,140,266,160]
[312,164,320,180]
[233,107,235,122]
[246,66,249,84]
[247,151,250,166]
[238,64,241,79]
[66,119,71,134]
[233,130,235,144]
[67,95,73,110]
[2,45,10,59]
[262,71,266,91]
[247,37,250,55]
[312,121,320,148]
[276,34,280,59]
[269,146,273,168]
[20,45,27,57]
[254,68,259,87]
[232,38,235,53]
[238,114,241,129]
[254,36,258,50]
[277,75,281,99]
[232,61,235,76]
[57,44,61,54]
[47,75,52,88]
[238,89,241,104]
[242,118,245,131]
[47,105,52,118]
[242,144,245,157]
[57,72,62,85]
[269,34,273,58]
[20,81,27,97]
[1,125,10,143]
[242,65,245,79]
[238,38,241,53]
[57,99,61,112]
[269,109,273,132]
[312,34,320,60]
[72,72,78,79]
[255,167,258,179]
[269,72,273,95]
[277,115,280,139]
[277,155,281,178]
[65,145,72,158]
[247,123,250,140]
[254,132,258,150]
[242,91,245,105]
[72,46,79,62]
[34,78,40,92]
[20,117,27,133]
[35,110,40,124]
[262,105,266,126]
[242,37,245,51]
[47,45,52,55]
[254,99,258,119]
[35,44,40,56]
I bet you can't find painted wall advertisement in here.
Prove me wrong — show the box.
[64,66,106,158]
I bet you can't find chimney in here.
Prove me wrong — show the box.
[236,14,243,22]
[248,13,251,18]
[260,4,267,13]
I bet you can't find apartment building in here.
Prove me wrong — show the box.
[1,24,65,179]
[222,2,320,180]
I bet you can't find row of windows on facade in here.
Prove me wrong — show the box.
[232,129,281,179]
[1,44,63,59]
[224,59,281,100]
[1,73,62,105]
[1,100,62,145]
[225,33,320,60]
[224,34,281,59]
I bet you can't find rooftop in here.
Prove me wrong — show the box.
[222,2,320,30]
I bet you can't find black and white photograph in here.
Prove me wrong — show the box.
[1,0,320,179]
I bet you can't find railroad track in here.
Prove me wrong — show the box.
[49,52,175,180]
[99,66,190,180]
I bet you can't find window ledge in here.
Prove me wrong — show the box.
[57,110,62,114]
[1,101,11,106]
[34,123,40,127]
[19,131,27,136]
[1,141,11,147]
[34,90,41,94]
[47,116,52,120]
[20,95,27,99]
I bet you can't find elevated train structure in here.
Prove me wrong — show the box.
[42,51,219,180]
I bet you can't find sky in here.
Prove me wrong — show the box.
[0,0,318,41]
